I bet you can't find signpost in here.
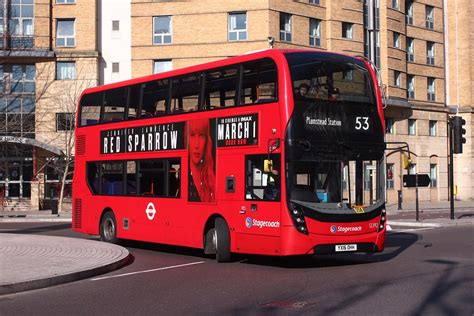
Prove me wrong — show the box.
[403,174,431,221]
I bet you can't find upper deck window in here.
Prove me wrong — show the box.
[240,59,277,105]
[286,53,374,104]
[79,92,102,127]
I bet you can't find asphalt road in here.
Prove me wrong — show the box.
[0,223,473,315]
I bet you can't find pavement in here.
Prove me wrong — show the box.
[0,200,472,295]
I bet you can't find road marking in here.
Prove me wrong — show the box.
[388,227,436,233]
[90,261,205,281]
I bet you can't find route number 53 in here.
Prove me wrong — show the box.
[355,117,369,130]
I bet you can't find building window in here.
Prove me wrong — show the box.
[386,164,395,189]
[406,0,413,24]
[56,62,76,80]
[407,37,414,62]
[430,164,437,187]
[153,59,172,74]
[11,64,35,93]
[427,77,436,101]
[427,41,435,65]
[394,71,401,87]
[429,120,437,136]
[56,0,75,3]
[228,12,247,41]
[393,32,400,48]
[408,119,416,135]
[112,20,120,31]
[342,22,353,39]
[408,163,416,175]
[392,0,399,10]
[153,16,172,45]
[112,62,120,73]
[56,113,75,131]
[407,75,415,99]
[309,18,321,47]
[426,5,434,29]
[386,117,394,134]
[309,0,320,4]
[279,13,292,42]
[9,0,34,48]
[56,19,75,47]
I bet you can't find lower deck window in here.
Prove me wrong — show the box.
[86,158,181,197]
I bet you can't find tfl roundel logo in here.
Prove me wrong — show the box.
[330,225,337,233]
[245,217,252,228]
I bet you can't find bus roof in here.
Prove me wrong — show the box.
[81,49,366,96]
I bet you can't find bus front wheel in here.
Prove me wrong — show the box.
[215,217,231,263]
[100,211,119,244]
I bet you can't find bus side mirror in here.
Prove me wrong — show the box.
[264,159,273,173]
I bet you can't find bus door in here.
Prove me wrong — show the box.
[233,154,281,254]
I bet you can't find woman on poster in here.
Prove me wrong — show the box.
[188,118,216,202]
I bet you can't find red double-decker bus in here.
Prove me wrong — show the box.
[73,49,386,262]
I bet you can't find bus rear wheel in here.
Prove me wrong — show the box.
[100,211,119,244]
[215,217,231,263]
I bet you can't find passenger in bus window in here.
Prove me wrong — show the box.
[188,118,215,202]
[295,83,309,100]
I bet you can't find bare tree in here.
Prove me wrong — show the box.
[35,60,97,212]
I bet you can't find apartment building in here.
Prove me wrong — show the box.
[0,0,471,209]
[0,0,99,209]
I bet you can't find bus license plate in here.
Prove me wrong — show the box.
[335,244,357,252]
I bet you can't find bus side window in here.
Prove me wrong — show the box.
[138,160,165,196]
[142,79,169,118]
[80,92,102,126]
[204,67,238,109]
[167,160,181,197]
[171,74,201,113]
[102,88,127,123]
[126,161,137,195]
[101,162,124,195]
[241,59,277,105]
[127,84,141,120]
[86,162,100,194]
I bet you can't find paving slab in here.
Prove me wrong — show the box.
[0,234,130,295]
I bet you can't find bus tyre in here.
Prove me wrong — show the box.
[215,217,231,263]
[100,212,119,244]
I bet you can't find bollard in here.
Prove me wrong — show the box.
[397,190,403,210]
[50,188,58,215]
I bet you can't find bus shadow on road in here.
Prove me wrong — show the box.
[238,232,419,269]
[119,239,208,260]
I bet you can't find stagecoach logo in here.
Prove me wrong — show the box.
[330,225,362,233]
[245,217,253,228]
[146,202,156,220]
[216,114,258,147]
[100,122,185,154]
[245,217,280,229]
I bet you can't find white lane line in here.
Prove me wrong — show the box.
[90,261,205,281]
[388,227,436,233]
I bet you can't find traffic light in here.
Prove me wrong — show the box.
[402,152,411,170]
[451,116,466,154]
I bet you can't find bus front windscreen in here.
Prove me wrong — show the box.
[285,52,385,213]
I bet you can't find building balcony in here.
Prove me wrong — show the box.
[0,35,54,59]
